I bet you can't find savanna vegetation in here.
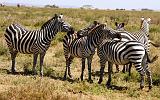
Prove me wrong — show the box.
[0,6,160,100]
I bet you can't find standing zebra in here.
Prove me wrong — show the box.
[97,40,157,89]
[63,21,99,80]
[5,14,71,76]
[63,24,119,82]
[114,22,127,72]
[114,18,158,75]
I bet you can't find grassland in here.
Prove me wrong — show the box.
[0,6,160,100]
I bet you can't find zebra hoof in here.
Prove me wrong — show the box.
[149,86,152,90]
[32,71,38,75]
[106,81,111,88]
[106,84,112,89]
[68,73,73,78]
[87,79,93,83]
[11,69,16,74]
[63,75,67,81]
[40,73,43,77]
[140,85,144,90]
[98,79,102,84]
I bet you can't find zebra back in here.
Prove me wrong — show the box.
[5,14,71,54]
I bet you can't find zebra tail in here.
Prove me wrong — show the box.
[146,51,158,63]
[150,41,160,47]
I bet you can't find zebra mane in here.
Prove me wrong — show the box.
[87,24,105,37]
[41,17,55,29]
[67,27,75,35]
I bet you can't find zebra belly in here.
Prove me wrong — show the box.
[12,36,36,54]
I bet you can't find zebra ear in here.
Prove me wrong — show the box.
[147,18,151,22]
[54,14,58,19]
[141,17,144,21]
[115,22,118,26]
[121,23,125,27]
[59,13,63,19]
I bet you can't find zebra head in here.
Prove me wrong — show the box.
[77,21,100,38]
[140,17,151,36]
[103,27,122,41]
[55,14,71,32]
[115,22,125,31]
[41,14,71,32]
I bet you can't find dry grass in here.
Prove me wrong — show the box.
[0,6,160,100]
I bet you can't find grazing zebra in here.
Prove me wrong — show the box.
[5,14,71,76]
[63,24,120,82]
[114,18,159,75]
[97,40,157,89]
[63,21,99,80]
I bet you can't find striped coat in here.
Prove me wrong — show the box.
[5,14,71,76]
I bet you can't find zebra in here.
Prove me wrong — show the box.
[63,24,120,82]
[4,14,71,76]
[97,40,157,89]
[63,21,100,80]
[114,18,158,75]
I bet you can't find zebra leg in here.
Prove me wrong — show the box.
[80,58,85,81]
[63,56,73,80]
[134,62,145,89]
[32,53,38,75]
[87,55,93,83]
[106,62,113,88]
[145,66,152,90]
[144,62,152,90]
[63,60,68,80]
[122,65,126,73]
[98,64,105,84]
[115,64,119,73]
[64,58,69,80]
[140,70,145,89]
[40,52,46,77]
[68,56,74,78]
[128,63,132,76]
[98,58,107,84]
[11,51,18,73]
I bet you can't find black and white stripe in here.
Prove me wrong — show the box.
[5,14,71,76]
[63,21,99,80]
[108,18,152,74]
[63,24,119,82]
[97,40,154,89]
[115,17,159,75]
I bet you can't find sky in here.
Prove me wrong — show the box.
[1,0,160,10]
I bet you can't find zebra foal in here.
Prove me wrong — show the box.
[5,14,71,76]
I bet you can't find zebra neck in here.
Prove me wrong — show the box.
[140,27,149,36]
[42,27,58,41]
[41,27,59,42]
[140,23,149,36]
[88,31,103,48]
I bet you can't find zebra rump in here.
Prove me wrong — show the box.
[98,40,157,89]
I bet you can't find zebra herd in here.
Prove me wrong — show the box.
[4,14,159,90]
